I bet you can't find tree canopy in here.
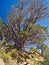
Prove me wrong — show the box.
[0,0,49,51]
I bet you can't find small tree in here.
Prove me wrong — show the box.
[0,0,49,51]
[42,47,49,65]
[36,43,47,55]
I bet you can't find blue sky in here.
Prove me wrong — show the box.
[0,0,18,21]
[0,0,49,46]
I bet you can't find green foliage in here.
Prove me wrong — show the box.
[0,18,6,29]
[36,43,47,50]
[0,18,2,27]
[10,49,18,59]
[42,47,49,65]
[0,52,11,61]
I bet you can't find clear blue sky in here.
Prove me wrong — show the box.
[0,0,49,45]
[0,0,18,21]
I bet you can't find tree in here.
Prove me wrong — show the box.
[36,43,47,55]
[42,47,49,65]
[0,0,49,51]
[0,18,8,43]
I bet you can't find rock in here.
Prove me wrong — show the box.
[34,57,39,61]
[0,58,5,65]
[20,62,27,65]
[26,59,34,65]
[8,59,17,65]
[39,56,45,62]
[23,62,27,64]
[27,64,31,65]
[34,53,45,62]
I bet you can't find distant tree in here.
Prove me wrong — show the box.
[36,43,47,55]
[0,18,2,34]
[42,47,49,65]
[0,18,7,43]
[0,0,49,51]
